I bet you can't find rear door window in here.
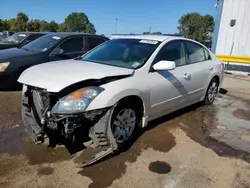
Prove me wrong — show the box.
[87,37,106,50]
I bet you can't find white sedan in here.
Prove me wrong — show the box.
[18,35,224,166]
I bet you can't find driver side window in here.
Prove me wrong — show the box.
[154,41,187,67]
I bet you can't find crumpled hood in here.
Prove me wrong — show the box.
[18,59,134,92]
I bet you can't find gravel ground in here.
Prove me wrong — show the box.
[0,75,250,188]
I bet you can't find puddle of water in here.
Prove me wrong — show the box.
[233,109,250,121]
[178,104,218,143]
[176,103,250,163]
[205,138,250,163]
[37,166,54,176]
[76,125,176,188]
[148,161,171,174]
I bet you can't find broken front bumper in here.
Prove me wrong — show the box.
[21,87,118,166]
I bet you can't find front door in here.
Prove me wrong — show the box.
[148,40,190,118]
[49,37,85,61]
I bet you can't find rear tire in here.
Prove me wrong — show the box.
[111,101,141,149]
[204,78,218,105]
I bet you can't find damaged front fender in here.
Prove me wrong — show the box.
[22,86,119,166]
[83,105,118,167]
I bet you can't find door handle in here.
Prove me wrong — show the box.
[208,65,213,70]
[183,73,191,80]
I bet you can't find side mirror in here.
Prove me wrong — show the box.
[153,60,176,71]
[52,48,64,56]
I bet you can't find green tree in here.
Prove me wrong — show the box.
[48,21,58,32]
[64,12,96,32]
[152,31,162,34]
[27,19,41,31]
[2,20,9,31]
[143,31,162,34]
[16,12,29,31]
[39,20,49,31]
[8,19,17,31]
[85,22,96,34]
[57,23,67,32]
[0,19,3,31]
[177,13,214,42]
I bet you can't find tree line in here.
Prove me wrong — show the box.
[0,12,214,42]
[0,12,96,33]
[143,13,214,42]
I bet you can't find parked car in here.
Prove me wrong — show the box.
[0,35,6,42]
[0,31,16,42]
[0,32,109,89]
[18,35,224,166]
[0,32,47,50]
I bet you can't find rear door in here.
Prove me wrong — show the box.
[86,37,106,51]
[183,40,213,102]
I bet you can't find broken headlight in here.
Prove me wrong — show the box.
[51,87,104,114]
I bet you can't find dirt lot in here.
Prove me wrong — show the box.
[0,75,250,188]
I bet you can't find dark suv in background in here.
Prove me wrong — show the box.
[0,32,47,50]
[0,32,109,89]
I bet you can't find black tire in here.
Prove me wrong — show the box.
[111,101,142,149]
[204,78,219,105]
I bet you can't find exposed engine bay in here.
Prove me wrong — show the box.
[21,77,127,166]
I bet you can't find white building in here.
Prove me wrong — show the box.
[212,0,250,73]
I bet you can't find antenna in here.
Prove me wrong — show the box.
[115,18,118,34]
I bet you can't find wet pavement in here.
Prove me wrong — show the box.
[0,76,250,188]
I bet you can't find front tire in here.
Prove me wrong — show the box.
[111,102,141,148]
[204,78,218,105]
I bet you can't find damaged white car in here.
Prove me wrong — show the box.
[18,35,224,166]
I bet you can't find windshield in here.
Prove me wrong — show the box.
[81,39,160,69]
[1,33,27,44]
[21,34,62,52]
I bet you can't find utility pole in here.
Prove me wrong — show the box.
[115,19,117,34]
[149,26,151,33]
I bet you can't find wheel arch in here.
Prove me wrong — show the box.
[212,75,220,86]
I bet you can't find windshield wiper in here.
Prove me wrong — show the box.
[74,56,82,60]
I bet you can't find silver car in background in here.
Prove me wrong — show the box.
[18,35,224,166]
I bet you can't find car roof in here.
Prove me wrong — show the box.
[110,34,184,42]
[16,32,50,35]
[47,32,108,39]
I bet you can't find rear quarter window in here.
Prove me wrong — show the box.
[88,37,106,50]
[185,41,206,64]
[204,48,211,60]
